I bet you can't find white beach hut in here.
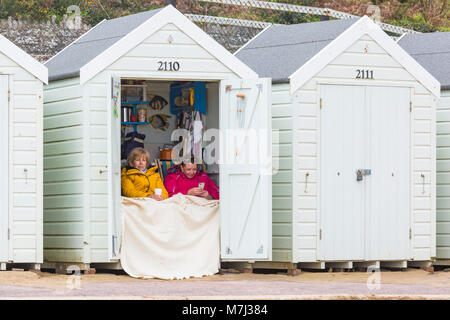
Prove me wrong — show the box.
[235,16,440,270]
[398,31,450,266]
[0,34,47,270]
[43,5,273,271]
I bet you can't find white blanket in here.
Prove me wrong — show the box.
[120,194,220,280]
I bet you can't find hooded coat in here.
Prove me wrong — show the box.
[163,166,220,200]
[121,166,169,199]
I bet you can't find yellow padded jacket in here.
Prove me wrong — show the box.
[121,166,169,199]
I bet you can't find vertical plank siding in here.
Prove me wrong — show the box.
[43,77,85,263]
[0,51,43,263]
[271,84,293,262]
[292,36,436,262]
[437,90,450,259]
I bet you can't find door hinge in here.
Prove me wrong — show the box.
[8,228,10,240]
[320,98,322,109]
[8,89,10,103]
[226,247,232,254]
[319,229,322,240]
[409,228,412,239]
[410,101,412,112]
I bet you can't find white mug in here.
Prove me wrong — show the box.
[154,188,162,196]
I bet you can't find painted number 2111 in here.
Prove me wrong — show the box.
[356,69,374,79]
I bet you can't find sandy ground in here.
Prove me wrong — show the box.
[0,268,449,299]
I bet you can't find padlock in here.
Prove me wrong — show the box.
[356,169,363,181]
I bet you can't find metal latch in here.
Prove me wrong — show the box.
[356,169,363,181]
[356,169,371,181]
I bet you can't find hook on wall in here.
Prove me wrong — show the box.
[304,172,310,193]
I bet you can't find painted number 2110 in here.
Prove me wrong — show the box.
[356,69,374,79]
[157,61,180,71]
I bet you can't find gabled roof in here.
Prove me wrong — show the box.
[46,9,162,82]
[46,5,258,83]
[235,18,358,83]
[398,32,450,90]
[0,34,48,84]
[236,16,440,97]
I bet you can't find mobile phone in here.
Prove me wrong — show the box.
[198,182,205,190]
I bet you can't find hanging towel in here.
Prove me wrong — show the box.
[120,194,220,280]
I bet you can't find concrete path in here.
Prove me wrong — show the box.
[1,275,450,299]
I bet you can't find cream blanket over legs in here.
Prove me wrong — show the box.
[120,194,220,279]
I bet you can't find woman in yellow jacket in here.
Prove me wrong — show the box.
[121,147,169,200]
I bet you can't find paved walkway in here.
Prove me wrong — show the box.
[1,270,450,299]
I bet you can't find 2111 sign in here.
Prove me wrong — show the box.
[356,69,374,79]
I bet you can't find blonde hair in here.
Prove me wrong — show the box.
[127,148,150,168]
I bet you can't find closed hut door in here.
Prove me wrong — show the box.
[365,86,411,261]
[319,85,411,261]
[0,75,9,262]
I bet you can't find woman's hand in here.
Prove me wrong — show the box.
[187,187,203,196]
[200,190,213,200]
[148,194,163,201]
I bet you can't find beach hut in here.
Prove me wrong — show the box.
[235,16,440,270]
[398,32,450,266]
[43,5,273,271]
[0,34,47,270]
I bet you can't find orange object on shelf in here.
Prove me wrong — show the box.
[160,149,172,160]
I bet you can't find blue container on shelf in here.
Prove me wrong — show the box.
[169,81,207,115]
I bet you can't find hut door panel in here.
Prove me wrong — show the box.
[110,76,121,258]
[0,75,9,262]
[219,78,272,260]
[365,86,411,260]
[320,85,366,261]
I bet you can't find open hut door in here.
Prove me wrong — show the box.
[110,76,121,258]
[219,78,272,260]
[0,75,9,262]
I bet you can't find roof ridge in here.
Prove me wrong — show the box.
[74,35,124,45]
[103,7,163,22]
[241,38,335,51]
[411,50,450,55]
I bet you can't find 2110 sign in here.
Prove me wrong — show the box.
[158,61,180,71]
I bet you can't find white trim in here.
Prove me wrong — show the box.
[395,32,407,43]
[234,24,272,56]
[106,72,113,261]
[45,19,107,65]
[430,94,437,258]
[289,16,440,98]
[36,81,44,263]
[82,82,91,264]
[7,75,13,262]
[80,5,258,85]
[0,34,48,84]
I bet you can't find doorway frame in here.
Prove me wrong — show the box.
[105,71,227,261]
